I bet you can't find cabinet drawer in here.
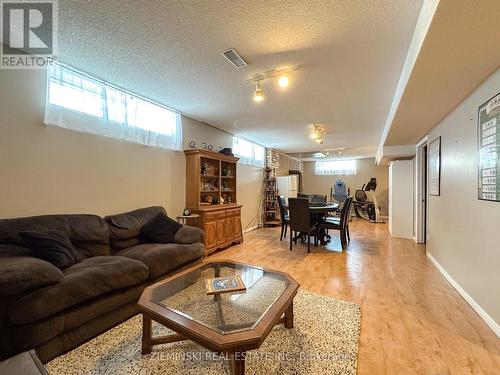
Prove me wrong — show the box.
[205,210,226,221]
[226,208,241,217]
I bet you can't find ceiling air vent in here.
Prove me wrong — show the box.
[221,48,248,68]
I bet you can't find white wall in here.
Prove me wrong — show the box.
[0,69,263,230]
[426,68,500,334]
[389,160,414,239]
[302,158,389,212]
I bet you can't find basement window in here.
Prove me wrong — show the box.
[315,160,357,175]
[232,136,265,168]
[44,62,182,150]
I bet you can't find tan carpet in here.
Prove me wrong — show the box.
[47,290,361,374]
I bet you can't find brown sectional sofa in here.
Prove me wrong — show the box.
[0,206,204,363]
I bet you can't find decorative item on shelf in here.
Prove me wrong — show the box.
[201,162,208,175]
[219,148,234,156]
[220,195,225,204]
[205,275,246,295]
[221,166,231,177]
[203,195,213,204]
[226,195,232,203]
[201,181,218,191]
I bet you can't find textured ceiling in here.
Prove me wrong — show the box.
[57,0,423,156]
[384,0,500,146]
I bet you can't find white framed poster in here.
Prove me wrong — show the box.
[478,92,500,201]
[429,136,441,196]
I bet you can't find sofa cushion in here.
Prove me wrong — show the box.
[0,214,110,258]
[19,230,82,269]
[13,284,145,349]
[0,256,63,296]
[115,242,204,279]
[104,206,166,252]
[173,225,203,244]
[8,256,148,325]
[140,212,182,244]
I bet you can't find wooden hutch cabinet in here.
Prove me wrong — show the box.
[184,149,243,256]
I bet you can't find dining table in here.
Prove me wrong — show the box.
[284,202,339,245]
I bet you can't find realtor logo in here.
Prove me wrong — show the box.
[1,0,58,68]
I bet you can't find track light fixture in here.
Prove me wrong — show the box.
[278,75,289,88]
[253,81,265,102]
[248,66,300,102]
[311,124,327,144]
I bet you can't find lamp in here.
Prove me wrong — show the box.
[311,124,327,144]
[253,81,264,102]
[278,75,289,88]
[247,66,300,102]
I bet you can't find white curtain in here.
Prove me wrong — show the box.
[44,63,182,151]
[315,160,357,175]
[232,136,265,168]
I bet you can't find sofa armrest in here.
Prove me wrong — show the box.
[173,225,203,244]
[0,256,63,296]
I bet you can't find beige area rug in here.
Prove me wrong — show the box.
[47,290,361,375]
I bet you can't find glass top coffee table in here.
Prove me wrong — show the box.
[138,260,299,375]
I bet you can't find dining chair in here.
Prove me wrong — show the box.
[309,194,327,204]
[318,196,353,250]
[277,195,289,241]
[288,198,317,253]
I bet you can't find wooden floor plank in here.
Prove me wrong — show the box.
[208,219,500,374]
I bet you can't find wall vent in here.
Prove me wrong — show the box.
[221,48,248,68]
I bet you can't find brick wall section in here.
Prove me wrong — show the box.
[266,149,303,176]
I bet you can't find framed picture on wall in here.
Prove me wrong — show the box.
[477,92,500,202]
[429,136,441,196]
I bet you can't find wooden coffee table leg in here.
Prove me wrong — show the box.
[230,351,246,375]
[141,314,152,354]
[284,301,294,329]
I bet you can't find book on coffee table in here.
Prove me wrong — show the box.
[205,275,246,295]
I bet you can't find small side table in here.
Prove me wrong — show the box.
[0,350,48,375]
[176,214,200,226]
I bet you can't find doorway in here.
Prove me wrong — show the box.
[415,137,428,244]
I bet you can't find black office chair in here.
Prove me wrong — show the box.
[318,196,353,250]
[288,198,317,253]
[297,192,309,199]
[277,195,289,241]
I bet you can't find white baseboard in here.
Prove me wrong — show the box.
[243,225,259,234]
[426,252,500,338]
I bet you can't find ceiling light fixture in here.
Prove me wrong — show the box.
[253,81,265,102]
[246,65,300,102]
[278,75,289,88]
[311,124,328,144]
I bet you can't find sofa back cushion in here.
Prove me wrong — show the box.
[104,206,166,252]
[0,214,110,258]
[19,230,82,268]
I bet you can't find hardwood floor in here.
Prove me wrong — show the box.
[208,218,500,374]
